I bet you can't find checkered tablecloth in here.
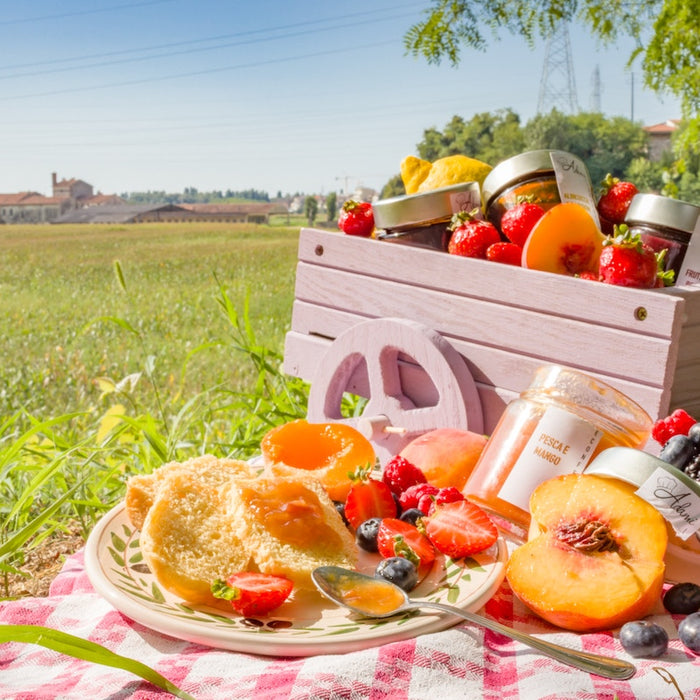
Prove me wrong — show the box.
[1,549,699,699]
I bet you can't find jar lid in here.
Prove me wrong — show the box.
[481,150,560,208]
[584,446,700,498]
[625,193,700,235]
[373,182,480,230]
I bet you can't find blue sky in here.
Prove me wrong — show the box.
[0,0,681,198]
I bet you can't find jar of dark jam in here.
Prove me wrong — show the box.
[481,150,596,234]
[374,182,481,251]
[624,193,700,278]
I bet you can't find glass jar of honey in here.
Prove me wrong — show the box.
[374,182,481,251]
[481,150,597,234]
[463,365,652,540]
[624,193,700,279]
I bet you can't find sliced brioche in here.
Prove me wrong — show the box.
[227,475,358,589]
[139,472,252,608]
[125,454,255,530]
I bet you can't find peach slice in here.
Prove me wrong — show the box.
[260,419,377,502]
[399,428,488,491]
[506,473,667,632]
[522,202,605,275]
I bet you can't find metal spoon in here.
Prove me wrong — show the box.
[312,566,635,681]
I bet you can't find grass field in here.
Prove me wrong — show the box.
[0,221,300,419]
[1,221,314,589]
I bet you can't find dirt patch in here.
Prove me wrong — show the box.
[4,525,85,599]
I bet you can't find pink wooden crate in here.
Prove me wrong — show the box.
[283,227,700,436]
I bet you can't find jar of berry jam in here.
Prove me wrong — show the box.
[481,150,597,233]
[463,365,652,541]
[374,182,481,251]
[624,193,700,278]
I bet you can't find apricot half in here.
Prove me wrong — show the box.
[522,202,605,275]
[399,428,488,491]
[260,419,377,502]
[506,473,667,632]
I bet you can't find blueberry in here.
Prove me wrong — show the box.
[355,517,382,552]
[619,620,669,658]
[679,612,700,654]
[688,422,700,448]
[375,556,418,592]
[334,501,349,527]
[663,582,700,615]
[399,508,424,526]
[659,434,695,469]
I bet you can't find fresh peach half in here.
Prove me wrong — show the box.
[260,419,377,502]
[506,473,667,632]
[399,428,488,491]
[522,202,606,275]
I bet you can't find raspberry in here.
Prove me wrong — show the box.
[399,483,438,511]
[652,409,697,446]
[421,486,465,515]
[382,455,427,496]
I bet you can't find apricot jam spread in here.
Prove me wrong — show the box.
[241,481,342,549]
[334,574,405,616]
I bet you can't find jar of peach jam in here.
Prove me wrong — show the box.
[463,365,652,541]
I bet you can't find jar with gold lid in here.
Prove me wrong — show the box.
[481,150,597,234]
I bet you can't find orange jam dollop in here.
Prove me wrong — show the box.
[334,574,405,616]
[241,481,342,550]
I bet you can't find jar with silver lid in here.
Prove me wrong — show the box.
[624,193,700,278]
[374,182,481,251]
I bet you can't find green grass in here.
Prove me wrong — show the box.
[0,221,314,594]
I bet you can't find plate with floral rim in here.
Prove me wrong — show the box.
[85,502,508,656]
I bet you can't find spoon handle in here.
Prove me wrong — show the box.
[416,602,635,680]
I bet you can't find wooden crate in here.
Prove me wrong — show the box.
[283,227,700,436]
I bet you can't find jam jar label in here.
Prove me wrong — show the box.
[635,466,700,540]
[550,152,600,228]
[498,405,602,511]
[676,215,700,287]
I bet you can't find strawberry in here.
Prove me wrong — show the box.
[338,199,374,237]
[382,455,427,496]
[423,499,498,559]
[500,202,545,247]
[486,241,523,266]
[376,518,436,570]
[211,572,293,617]
[652,408,697,446]
[398,482,439,512]
[597,174,638,231]
[576,270,600,281]
[344,466,397,529]
[447,210,501,259]
[598,226,661,288]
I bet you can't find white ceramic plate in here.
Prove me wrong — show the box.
[85,503,508,656]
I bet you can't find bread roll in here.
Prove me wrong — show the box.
[125,454,255,530]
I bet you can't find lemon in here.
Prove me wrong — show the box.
[400,155,433,194]
[416,155,493,193]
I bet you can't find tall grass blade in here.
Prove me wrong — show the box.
[0,625,197,700]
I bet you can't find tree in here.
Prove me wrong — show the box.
[326,191,338,222]
[304,196,318,226]
[403,0,700,116]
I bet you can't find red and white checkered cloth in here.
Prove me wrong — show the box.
[1,550,699,699]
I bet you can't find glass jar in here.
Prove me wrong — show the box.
[374,182,481,251]
[463,365,652,540]
[624,193,700,278]
[481,150,596,234]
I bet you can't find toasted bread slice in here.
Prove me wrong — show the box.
[227,475,358,589]
[139,472,252,608]
[125,454,255,530]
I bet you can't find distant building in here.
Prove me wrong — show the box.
[644,119,680,162]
